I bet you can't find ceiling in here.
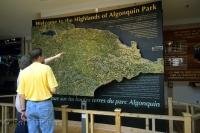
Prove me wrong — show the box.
[163,0,200,25]
[0,0,199,38]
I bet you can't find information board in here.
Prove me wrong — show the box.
[32,1,164,113]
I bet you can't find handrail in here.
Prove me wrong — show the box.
[0,103,15,107]
[59,105,191,133]
[122,112,184,121]
[0,96,199,133]
[192,113,200,120]
[57,107,185,121]
[63,108,116,116]
[168,97,200,133]
[0,103,16,133]
[0,94,16,98]
[173,100,200,109]
[56,106,188,122]
[0,95,16,133]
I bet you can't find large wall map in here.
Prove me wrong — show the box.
[32,23,163,96]
[32,1,164,113]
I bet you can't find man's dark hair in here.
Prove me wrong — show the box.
[30,48,42,61]
[18,54,32,70]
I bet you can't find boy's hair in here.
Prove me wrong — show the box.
[30,48,42,61]
[18,54,32,70]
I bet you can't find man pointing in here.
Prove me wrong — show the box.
[17,48,58,133]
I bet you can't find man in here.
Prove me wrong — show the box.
[15,52,63,133]
[17,48,58,133]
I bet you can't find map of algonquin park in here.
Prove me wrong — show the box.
[32,22,164,96]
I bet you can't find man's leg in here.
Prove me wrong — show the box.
[26,101,40,133]
[38,100,54,133]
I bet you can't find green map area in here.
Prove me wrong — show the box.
[32,23,163,96]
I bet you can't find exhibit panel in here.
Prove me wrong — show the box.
[32,1,164,114]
